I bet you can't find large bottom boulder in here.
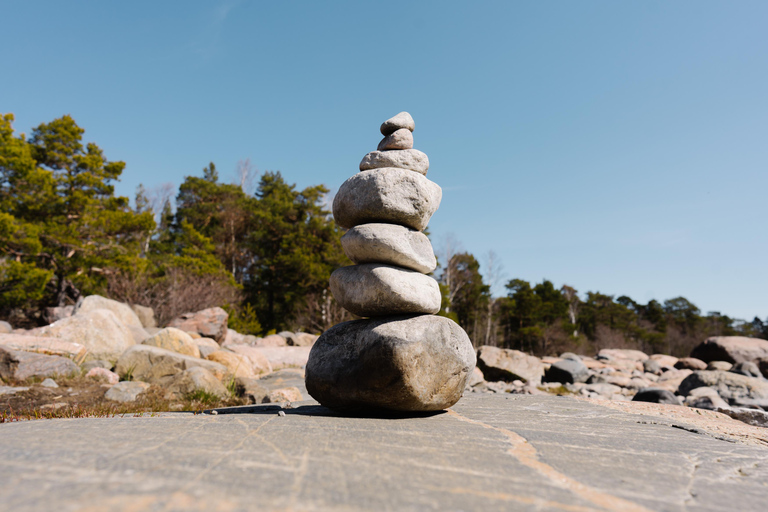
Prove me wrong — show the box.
[305,315,475,412]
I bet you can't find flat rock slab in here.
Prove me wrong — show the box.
[1,395,767,511]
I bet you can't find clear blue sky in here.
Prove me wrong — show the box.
[3,1,767,321]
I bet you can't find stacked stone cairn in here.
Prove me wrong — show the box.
[305,112,476,412]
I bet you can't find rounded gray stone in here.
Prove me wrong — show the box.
[377,128,413,151]
[380,111,414,135]
[341,223,436,274]
[305,314,475,411]
[105,381,150,403]
[330,264,441,317]
[332,168,442,231]
[359,149,429,175]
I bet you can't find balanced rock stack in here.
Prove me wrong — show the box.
[305,112,476,412]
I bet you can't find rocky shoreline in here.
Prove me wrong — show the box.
[2,294,768,428]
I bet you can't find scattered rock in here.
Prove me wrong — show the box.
[105,381,150,403]
[718,407,768,427]
[0,321,12,334]
[377,128,414,151]
[236,377,270,404]
[73,295,143,328]
[127,325,151,344]
[597,349,648,362]
[0,334,87,362]
[40,378,58,388]
[35,309,135,364]
[649,354,678,369]
[85,367,119,385]
[0,386,29,396]
[678,370,768,401]
[476,346,544,384]
[332,168,441,231]
[359,149,429,175]
[194,337,221,358]
[559,352,582,362]
[467,366,485,387]
[654,369,693,392]
[730,361,762,378]
[684,387,729,410]
[168,307,229,343]
[632,387,679,405]
[165,367,228,399]
[675,357,707,370]
[206,350,256,378]
[115,345,229,385]
[263,387,302,403]
[248,346,309,370]
[306,315,475,411]
[43,306,74,323]
[0,347,80,381]
[707,361,733,371]
[380,111,415,135]
[643,359,662,375]
[690,336,768,364]
[758,358,768,379]
[341,223,436,273]
[330,264,441,317]
[142,327,201,358]
[216,344,272,376]
[130,304,156,328]
[544,358,589,384]
[81,360,112,372]
[255,334,288,347]
[290,333,318,347]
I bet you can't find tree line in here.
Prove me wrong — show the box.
[2,113,765,355]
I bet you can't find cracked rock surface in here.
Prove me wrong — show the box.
[1,394,766,511]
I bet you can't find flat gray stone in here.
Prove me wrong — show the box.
[0,385,28,396]
[341,223,437,273]
[165,366,229,399]
[104,381,150,403]
[306,314,474,411]
[359,149,429,174]
[330,264,441,317]
[40,378,58,388]
[0,347,80,381]
[380,111,414,135]
[333,168,442,231]
[679,370,768,401]
[115,344,229,385]
[1,394,767,511]
[377,128,413,151]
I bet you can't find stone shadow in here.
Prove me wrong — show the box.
[201,403,447,420]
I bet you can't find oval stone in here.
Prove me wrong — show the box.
[330,264,441,317]
[359,149,429,175]
[380,111,415,135]
[341,223,436,274]
[377,128,413,151]
[332,168,441,231]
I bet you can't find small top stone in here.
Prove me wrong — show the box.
[380,112,415,136]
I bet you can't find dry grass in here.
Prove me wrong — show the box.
[0,374,248,423]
